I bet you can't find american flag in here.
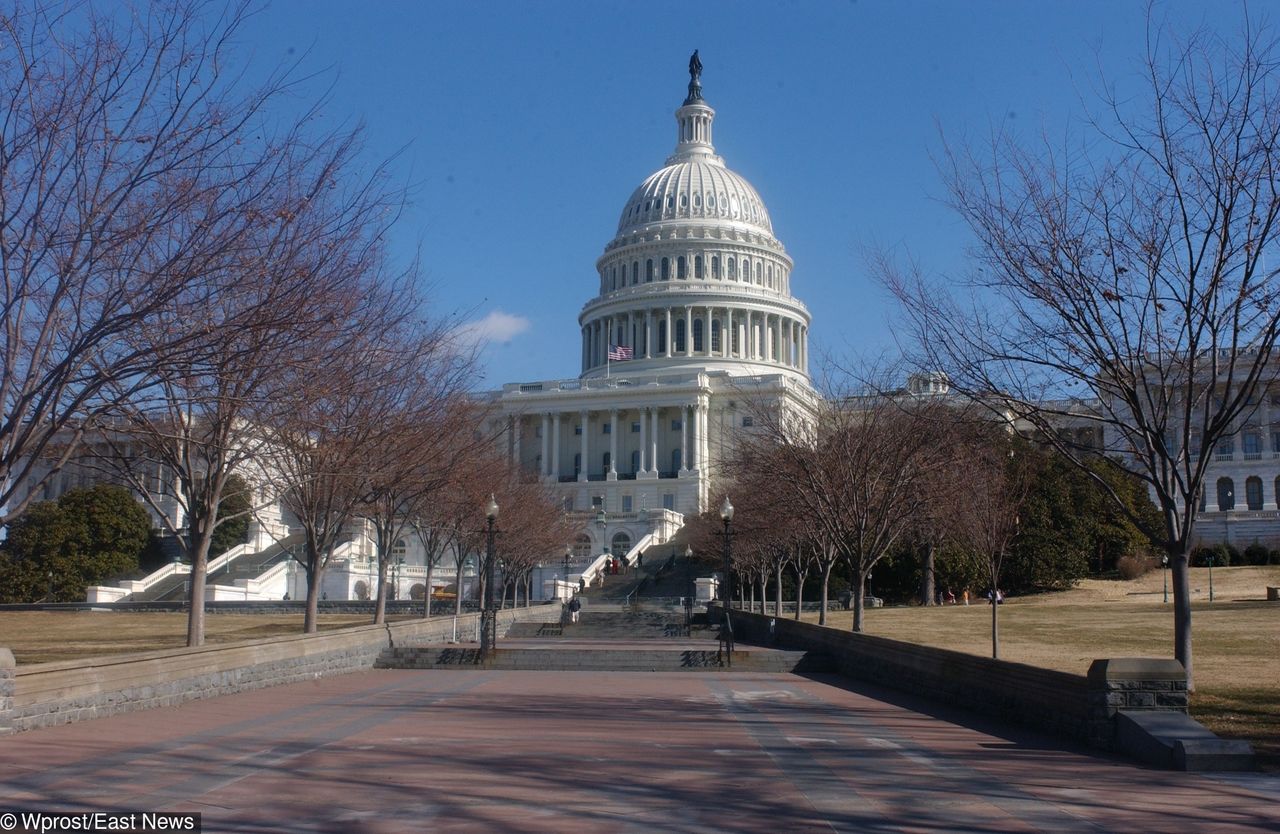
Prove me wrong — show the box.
[608,344,634,361]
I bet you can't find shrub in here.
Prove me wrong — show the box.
[1117,552,1158,580]
[1271,549,1280,566]
[1191,544,1235,567]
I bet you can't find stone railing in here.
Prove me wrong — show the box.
[724,609,1187,751]
[0,604,562,735]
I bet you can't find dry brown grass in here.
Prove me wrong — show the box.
[798,565,1280,769]
[0,612,418,665]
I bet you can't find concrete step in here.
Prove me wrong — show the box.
[375,646,834,673]
[1117,711,1257,771]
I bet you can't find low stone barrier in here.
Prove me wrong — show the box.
[0,605,561,735]
[1267,586,1279,601]
[725,609,1186,751]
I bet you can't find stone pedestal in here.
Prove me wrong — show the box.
[1086,658,1188,750]
[0,648,14,736]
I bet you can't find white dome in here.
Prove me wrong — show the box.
[616,160,774,237]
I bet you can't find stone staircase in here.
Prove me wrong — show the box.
[376,606,834,673]
[376,645,832,673]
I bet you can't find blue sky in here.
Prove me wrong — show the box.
[234,0,1241,387]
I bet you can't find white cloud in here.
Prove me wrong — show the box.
[459,309,531,345]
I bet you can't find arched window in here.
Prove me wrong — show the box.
[675,319,686,353]
[611,267,617,291]
[677,256,687,280]
[631,450,640,473]
[694,255,704,279]
[767,265,774,288]
[711,320,721,352]
[631,262,639,285]
[756,262,763,284]
[727,257,736,280]
[1217,477,1235,511]
[731,325,740,355]
[353,581,369,601]
[611,532,632,557]
[573,534,592,561]
[692,319,704,353]
[658,319,667,352]
[711,256,720,279]
[1246,476,1263,510]
[661,257,670,280]
[646,259,654,282]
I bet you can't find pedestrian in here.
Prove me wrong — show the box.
[568,595,582,624]
[962,589,969,606]
[945,588,956,605]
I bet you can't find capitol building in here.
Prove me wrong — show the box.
[488,55,818,565]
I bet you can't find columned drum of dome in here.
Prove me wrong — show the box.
[579,64,811,384]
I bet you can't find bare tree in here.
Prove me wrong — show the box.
[883,17,1280,686]
[948,433,1033,658]
[362,370,482,625]
[0,1,330,523]
[261,280,428,633]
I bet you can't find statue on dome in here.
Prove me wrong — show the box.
[689,50,702,83]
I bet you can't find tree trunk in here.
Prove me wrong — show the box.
[373,550,389,625]
[423,559,434,619]
[991,588,999,659]
[794,566,807,620]
[852,565,866,632]
[920,541,936,606]
[304,564,322,634]
[819,562,833,625]
[1171,546,1193,689]
[774,561,784,617]
[186,526,214,647]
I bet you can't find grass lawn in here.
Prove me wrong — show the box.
[794,566,1280,770]
[0,611,420,665]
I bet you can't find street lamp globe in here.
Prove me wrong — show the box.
[485,493,499,521]
[720,496,734,523]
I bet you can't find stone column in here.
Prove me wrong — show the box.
[608,409,618,480]
[725,309,734,357]
[684,307,694,356]
[680,405,690,474]
[702,307,712,356]
[579,410,589,482]
[639,407,648,472]
[551,413,562,480]
[665,308,673,358]
[541,414,551,477]
[627,312,634,352]
[646,310,654,358]
[650,408,660,475]
[688,402,699,471]
[699,402,709,475]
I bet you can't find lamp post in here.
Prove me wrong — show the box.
[47,570,54,603]
[481,494,499,655]
[1208,553,1215,603]
[720,496,734,651]
[1161,555,1169,603]
[393,555,405,602]
[563,547,572,600]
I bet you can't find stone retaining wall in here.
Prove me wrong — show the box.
[0,605,562,735]
[726,609,1185,750]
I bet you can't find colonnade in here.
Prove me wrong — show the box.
[581,306,807,373]
[510,402,712,482]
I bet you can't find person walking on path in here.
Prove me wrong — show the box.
[568,595,582,624]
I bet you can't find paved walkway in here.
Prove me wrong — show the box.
[0,667,1275,832]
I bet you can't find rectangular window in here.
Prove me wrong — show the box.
[1273,431,1280,455]
[602,424,611,434]
[1244,433,1261,459]
[622,495,633,512]
[562,496,574,512]
[631,422,641,433]
[574,425,583,435]
[671,419,682,430]
[662,493,675,510]
[742,416,753,427]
